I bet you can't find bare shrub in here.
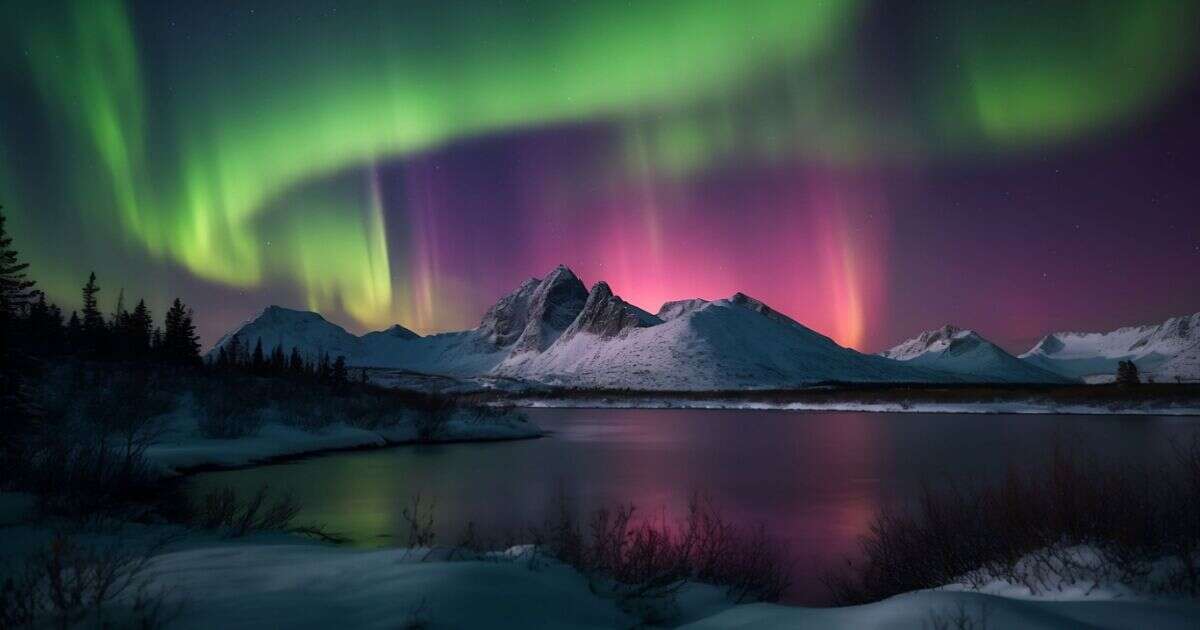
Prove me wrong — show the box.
[926,601,991,630]
[194,381,266,438]
[0,533,181,628]
[530,492,792,623]
[825,438,1200,604]
[401,597,432,630]
[402,494,438,548]
[14,366,176,521]
[188,485,302,537]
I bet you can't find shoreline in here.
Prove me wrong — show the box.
[504,398,1200,415]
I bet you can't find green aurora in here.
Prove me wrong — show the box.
[0,0,1195,329]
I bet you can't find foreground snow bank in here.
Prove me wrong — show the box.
[511,398,1200,415]
[143,544,633,629]
[132,543,1200,629]
[679,591,1200,629]
[3,523,1197,629]
[144,409,542,474]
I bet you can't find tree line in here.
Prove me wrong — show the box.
[0,205,357,417]
[213,332,361,389]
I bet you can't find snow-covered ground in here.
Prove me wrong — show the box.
[1,511,1195,630]
[507,397,1200,415]
[144,408,542,474]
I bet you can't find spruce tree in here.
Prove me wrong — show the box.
[0,206,38,439]
[1116,360,1140,386]
[0,206,37,314]
[162,298,201,364]
[332,355,348,390]
[80,272,106,355]
[288,347,304,374]
[270,344,286,374]
[251,339,266,373]
[66,311,83,350]
[129,299,153,357]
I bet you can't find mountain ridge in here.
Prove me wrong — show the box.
[210,266,1192,388]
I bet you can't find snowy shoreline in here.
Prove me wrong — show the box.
[504,397,1200,415]
[2,519,1197,629]
[145,411,544,475]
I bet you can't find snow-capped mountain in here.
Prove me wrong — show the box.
[880,325,1072,384]
[211,306,368,360]
[1019,313,1200,383]
[492,288,955,390]
[220,265,1124,389]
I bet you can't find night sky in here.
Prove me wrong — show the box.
[2,0,1198,352]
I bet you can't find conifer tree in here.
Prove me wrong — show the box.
[288,347,304,374]
[162,298,201,364]
[0,207,37,315]
[332,355,348,390]
[80,272,106,355]
[129,299,153,357]
[1116,360,1140,386]
[0,206,38,434]
[251,339,266,373]
[66,311,83,349]
[270,344,286,373]
[150,326,163,356]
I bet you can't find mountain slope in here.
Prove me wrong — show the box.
[880,325,1072,384]
[495,290,955,390]
[1020,313,1200,382]
[211,306,365,360]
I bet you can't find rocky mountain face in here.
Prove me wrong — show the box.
[1020,313,1200,383]
[559,282,661,341]
[510,265,589,353]
[213,266,1189,389]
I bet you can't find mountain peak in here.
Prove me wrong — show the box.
[657,298,709,321]
[260,305,328,322]
[560,282,660,340]
[509,265,589,353]
[881,325,1070,383]
[881,325,975,360]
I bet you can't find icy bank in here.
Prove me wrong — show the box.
[121,543,1200,629]
[508,397,1200,415]
[144,409,542,474]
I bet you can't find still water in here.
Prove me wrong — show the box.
[188,409,1199,604]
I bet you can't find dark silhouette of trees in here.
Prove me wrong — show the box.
[1116,360,1140,386]
[79,272,107,356]
[331,355,349,391]
[251,339,266,373]
[0,206,37,314]
[128,299,153,358]
[288,347,304,374]
[162,298,200,364]
[0,205,40,457]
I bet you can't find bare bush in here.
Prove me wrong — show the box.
[0,533,181,628]
[530,492,792,623]
[925,601,991,630]
[402,494,438,548]
[825,439,1200,604]
[15,366,176,521]
[194,381,266,438]
[188,485,302,537]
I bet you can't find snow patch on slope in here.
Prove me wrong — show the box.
[1020,313,1200,382]
[881,325,1071,383]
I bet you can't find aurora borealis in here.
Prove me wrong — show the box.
[2,0,1199,351]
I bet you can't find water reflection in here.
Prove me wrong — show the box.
[188,409,1198,604]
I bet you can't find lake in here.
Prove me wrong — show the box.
[187,408,1200,604]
